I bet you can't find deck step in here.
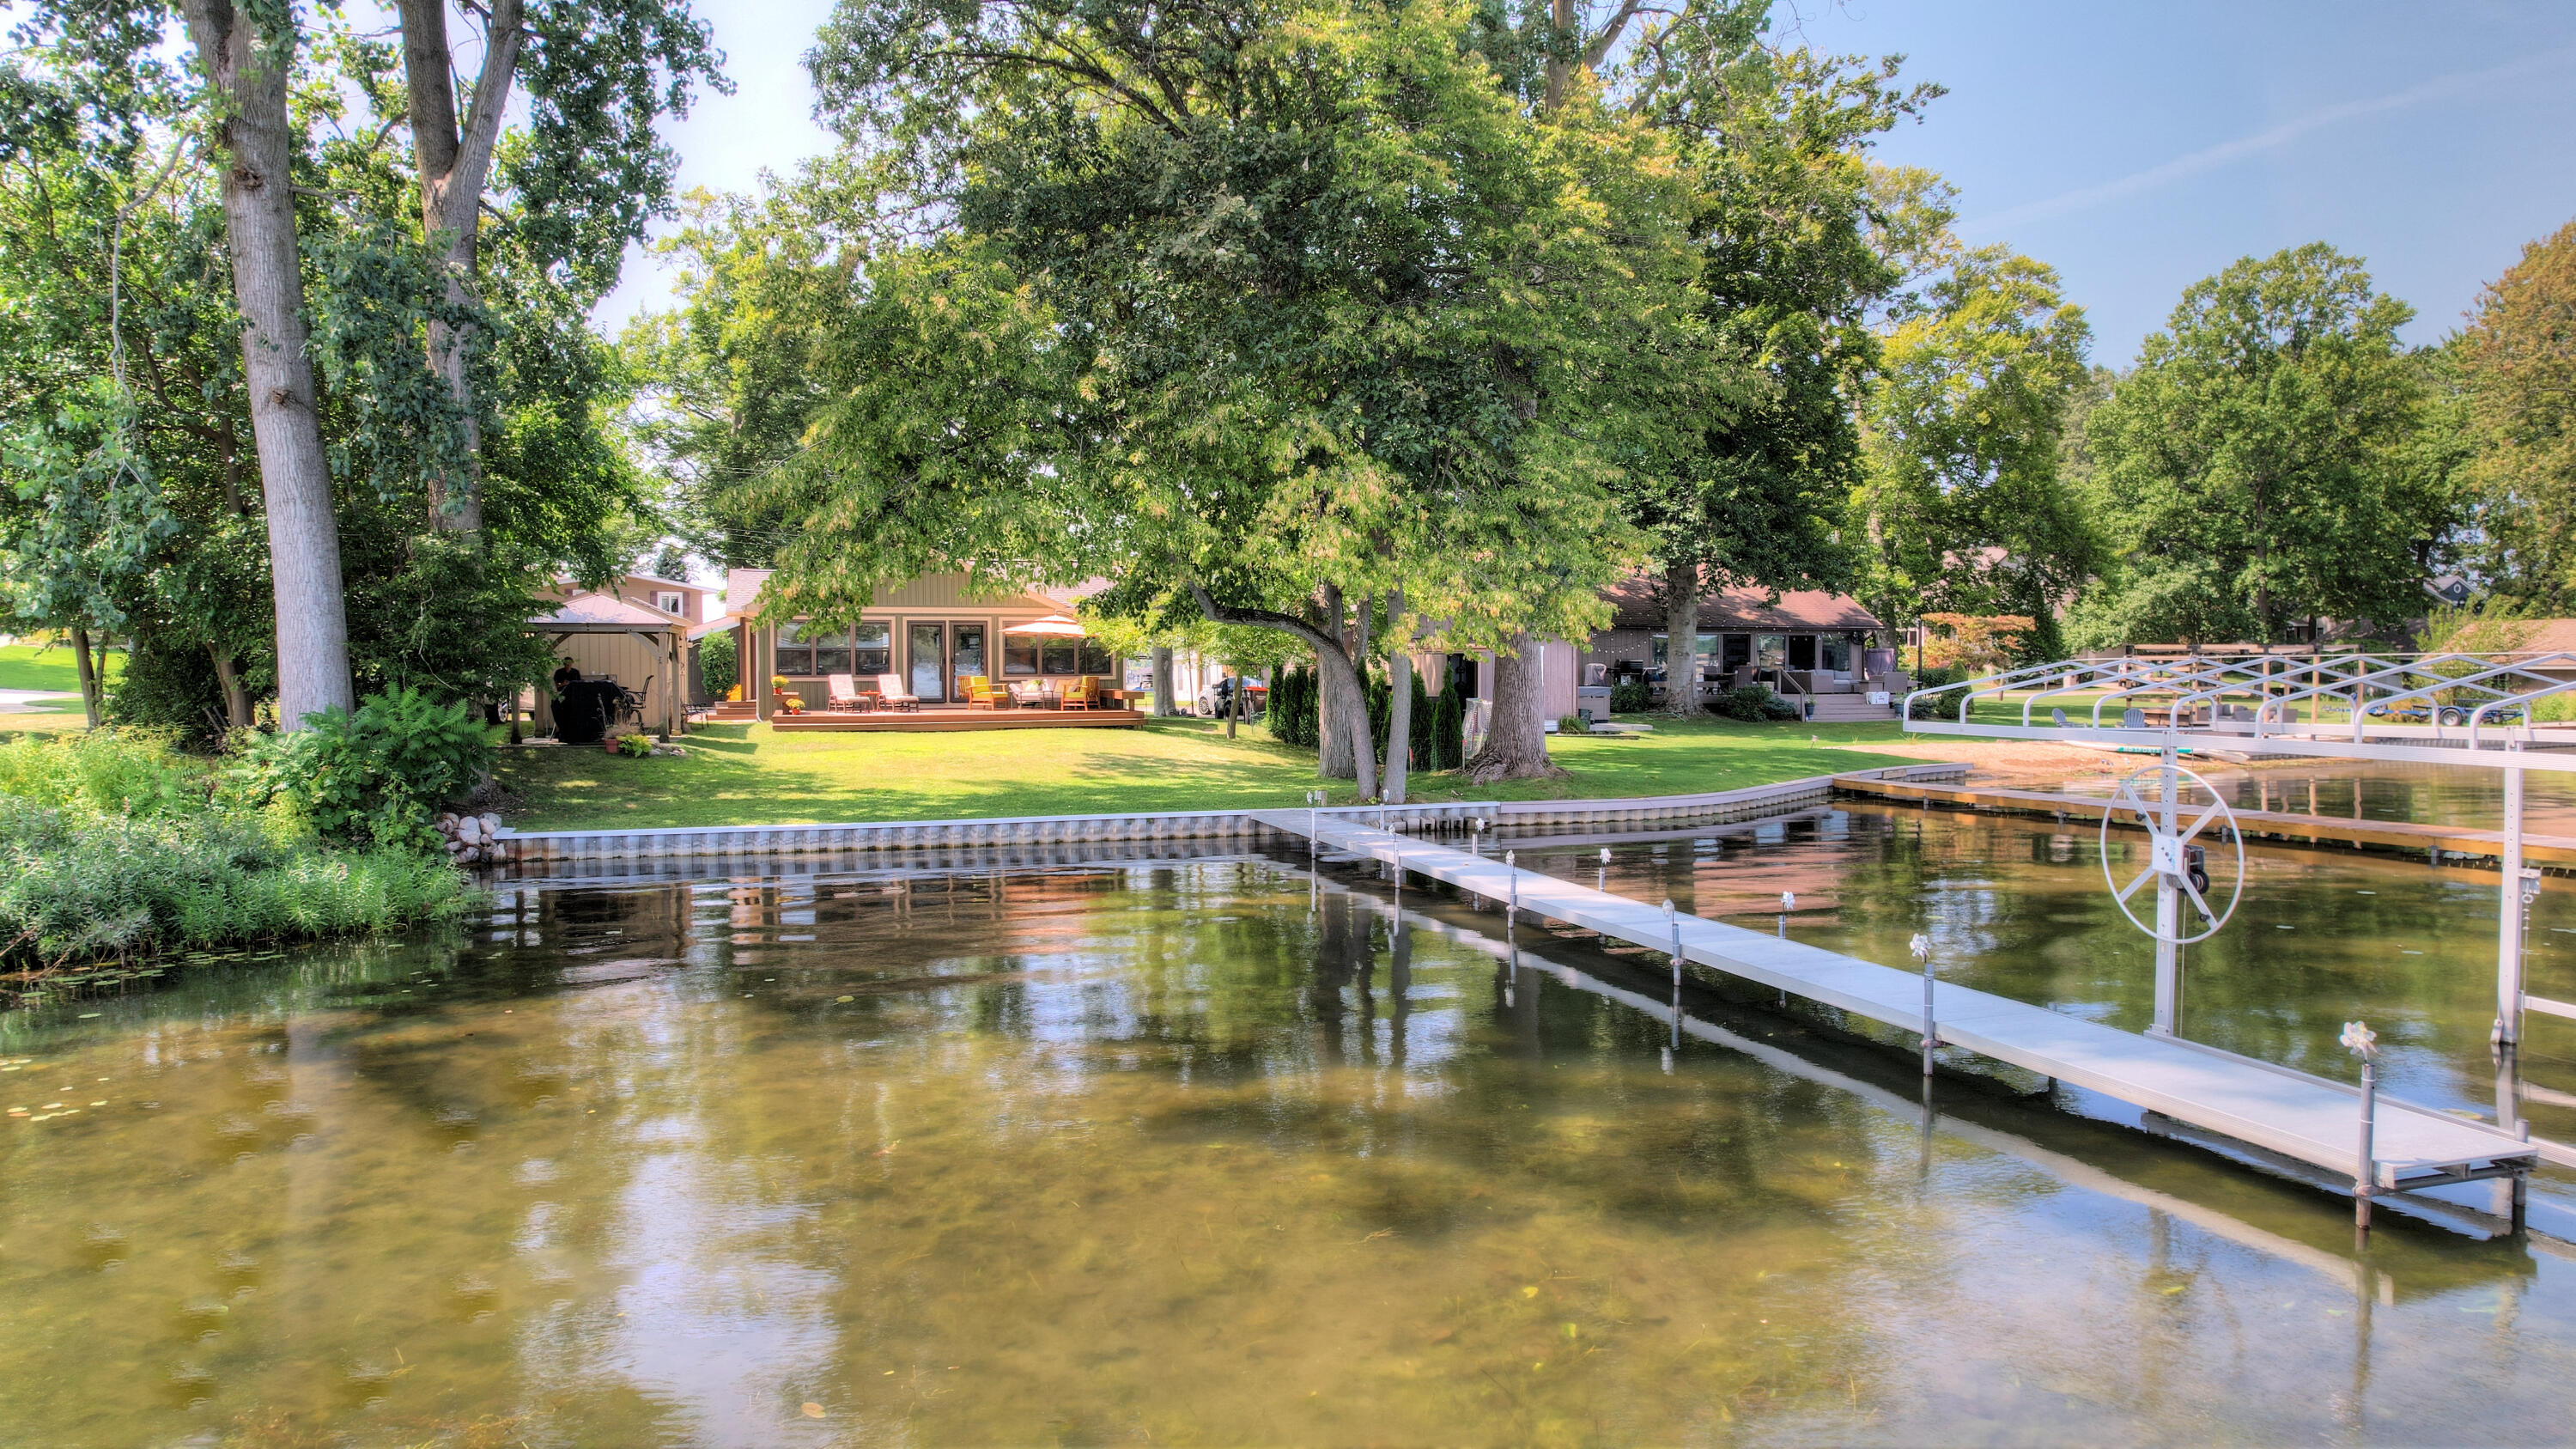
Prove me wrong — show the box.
[1805,697,1896,721]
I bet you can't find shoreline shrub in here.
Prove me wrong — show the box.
[229,687,492,849]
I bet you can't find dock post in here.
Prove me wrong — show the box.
[1666,899,1683,1050]
[2153,746,2183,1037]
[2344,1020,2379,1245]
[1911,933,1937,1075]
[1505,850,1517,929]
[2497,761,2528,1045]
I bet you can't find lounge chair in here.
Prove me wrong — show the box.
[964,674,1008,710]
[875,673,921,711]
[826,673,871,711]
[1060,676,1100,711]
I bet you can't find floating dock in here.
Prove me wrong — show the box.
[1251,807,2539,1219]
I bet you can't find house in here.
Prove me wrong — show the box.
[1578,575,1899,717]
[713,569,1121,718]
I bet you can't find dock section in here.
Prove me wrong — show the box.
[1250,808,2537,1208]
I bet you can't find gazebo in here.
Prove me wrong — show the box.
[529,593,688,740]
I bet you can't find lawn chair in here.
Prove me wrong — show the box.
[617,677,651,728]
[874,672,921,711]
[964,674,1007,710]
[826,673,872,711]
[1060,675,1100,711]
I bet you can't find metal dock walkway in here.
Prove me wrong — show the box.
[1252,808,2537,1210]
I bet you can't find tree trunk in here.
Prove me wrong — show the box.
[1187,581,1375,800]
[181,0,354,730]
[1383,590,1413,806]
[1151,646,1177,716]
[1662,557,1702,716]
[70,625,102,728]
[208,645,253,729]
[1543,0,1576,110]
[1317,583,1352,780]
[1466,635,1565,783]
[1225,666,1241,740]
[397,0,526,535]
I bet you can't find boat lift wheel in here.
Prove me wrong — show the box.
[2099,761,2246,946]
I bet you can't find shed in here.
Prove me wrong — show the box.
[530,594,687,740]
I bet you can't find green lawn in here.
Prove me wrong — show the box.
[0,642,122,697]
[495,715,1923,831]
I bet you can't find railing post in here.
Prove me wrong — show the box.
[2344,1020,2379,1245]
[1912,933,1937,1075]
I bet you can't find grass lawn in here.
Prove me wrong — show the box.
[495,715,1923,831]
[0,642,122,697]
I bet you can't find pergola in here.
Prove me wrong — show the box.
[1904,650,2576,1050]
[529,594,687,740]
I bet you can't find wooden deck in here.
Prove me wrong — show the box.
[767,705,1145,733]
[1253,807,2536,1209]
[1833,773,2576,867]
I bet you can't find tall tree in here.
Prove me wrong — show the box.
[1853,245,2097,659]
[177,0,354,727]
[2456,217,2576,609]
[2072,243,2445,648]
[786,0,1656,796]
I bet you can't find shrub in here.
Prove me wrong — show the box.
[0,734,471,986]
[1431,686,1463,770]
[1608,677,1654,713]
[106,631,234,746]
[1272,663,1319,749]
[611,731,655,758]
[1708,685,1777,722]
[699,629,738,701]
[230,687,491,849]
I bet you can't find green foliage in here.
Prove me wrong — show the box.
[229,688,493,849]
[1709,684,1795,722]
[1406,671,1436,772]
[1431,686,1465,771]
[1855,247,2099,636]
[612,731,655,758]
[2076,243,2447,646]
[2455,219,2576,609]
[106,630,230,746]
[699,628,738,698]
[1271,664,1321,752]
[1609,678,1656,713]
[0,732,467,983]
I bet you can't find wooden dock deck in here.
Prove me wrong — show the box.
[1831,773,2576,867]
[1251,808,2537,1206]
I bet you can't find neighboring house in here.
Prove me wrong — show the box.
[1582,575,1894,704]
[713,569,1119,717]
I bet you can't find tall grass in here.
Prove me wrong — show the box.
[0,732,471,995]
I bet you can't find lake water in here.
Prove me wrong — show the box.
[5,802,2576,1444]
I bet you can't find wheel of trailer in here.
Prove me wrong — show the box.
[2098,761,2245,946]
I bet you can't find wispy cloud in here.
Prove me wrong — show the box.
[1967,46,2576,234]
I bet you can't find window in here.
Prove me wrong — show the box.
[1075,638,1113,676]
[775,619,817,675]
[1820,636,1854,673]
[853,621,891,675]
[1040,641,1078,676]
[654,591,685,618]
[811,626,852,679]
[1754,633,1786,669]
[1002,636,1040,676]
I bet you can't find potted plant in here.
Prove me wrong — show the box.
[606,731,655,758]
[770,675,805,715]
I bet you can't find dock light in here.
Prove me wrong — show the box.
[1601,848,1612,864]
[2343,1019,2379,1242]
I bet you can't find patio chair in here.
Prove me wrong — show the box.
[1009,680,1051,709]
[964,674,1007,710]
[617,677,651,728]
[874,673,922,711]
[826,673,871,711]
[1060,676,1100,711]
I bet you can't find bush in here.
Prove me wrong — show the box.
[699,629,738,700]
[1431,686,1463,770]
[229,687,492,849]
[1708,685,1778,722]
[611,731,655,758]
[106,631,234,746]
[1608,677,1654,713]
[0,734,470,986]
[1272,663,1319,749]
[1905,665,1971,720]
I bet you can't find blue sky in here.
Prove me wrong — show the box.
[595,0,2576,368]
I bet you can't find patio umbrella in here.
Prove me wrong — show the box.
[1004,614,1089,636]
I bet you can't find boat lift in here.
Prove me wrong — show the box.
[1904,650,2576,1049]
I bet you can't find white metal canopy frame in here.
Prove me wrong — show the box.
[1901,650,2572,1056]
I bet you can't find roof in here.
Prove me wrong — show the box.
[623,573,704,592]
[1600,574,1883,632]
[532,594,684,632]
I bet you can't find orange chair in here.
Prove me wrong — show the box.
[965,674,1007,709]
[1060,676,1100,711]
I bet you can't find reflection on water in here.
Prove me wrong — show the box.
[2048,758,2576,838]
[2,855,2574,1445]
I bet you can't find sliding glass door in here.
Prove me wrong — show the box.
[908,622,947,702]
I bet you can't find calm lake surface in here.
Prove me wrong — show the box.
[7,789,2576,1445]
